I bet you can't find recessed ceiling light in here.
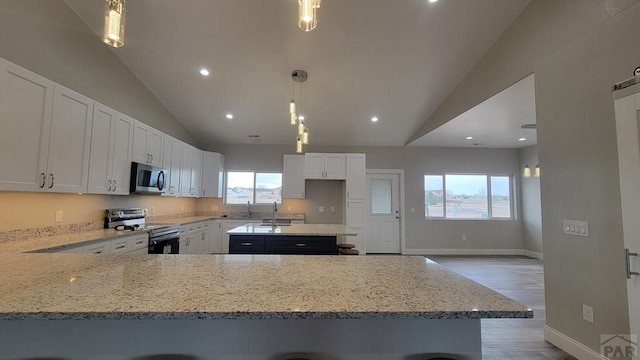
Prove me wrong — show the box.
[428,0,438,3]
[518,137,527,141]
[225,113,233,119]
[466,136,474,140]
[199,68,210,76]
[371,117,379,122]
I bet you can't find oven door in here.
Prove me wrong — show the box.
[148,235,180,254]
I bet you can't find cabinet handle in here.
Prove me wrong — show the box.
[240,242,253,246]
[295,243,307,247]
[347,191,349,197]
[107,180,112,191]
[151,154,153,163]
[113,180,117,191]
[40,173,46,188]
[115,245,125,250]
[48,174,54,189]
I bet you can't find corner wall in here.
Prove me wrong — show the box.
[519,145,543,256]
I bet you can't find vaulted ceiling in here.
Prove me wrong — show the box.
[65,0,531,147]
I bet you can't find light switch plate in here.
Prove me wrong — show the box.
[563,220,589,237]
[319,206,324,213]
[55,210,63,223]
[583,304,594,323]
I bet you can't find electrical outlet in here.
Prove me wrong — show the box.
[411,207,415,213]
[330,206,335,212]
[319,206,324,213]
[583,304,594,323]
[55,210,63,223]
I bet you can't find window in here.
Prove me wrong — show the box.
[424,174,513,219]
[226,172,282,204]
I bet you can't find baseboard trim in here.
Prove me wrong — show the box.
[523,250,543,259]
[544,325,606,360]
[403,248,525,256]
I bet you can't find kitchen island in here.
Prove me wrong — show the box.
[0,253,531,359]
[228,223,357,255]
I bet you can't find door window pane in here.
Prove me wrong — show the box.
[255,173,282,204]
[445,175,488,219]
[491,176,511,218]
[425,175,444,217]
[371,179,392,214]
[226,172,254,204]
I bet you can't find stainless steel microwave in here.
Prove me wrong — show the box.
[130,162,167,195]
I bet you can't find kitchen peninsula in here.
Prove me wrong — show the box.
[0,253,532,360]
[228,223,356,254]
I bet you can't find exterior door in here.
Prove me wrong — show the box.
[613,82,640,338]
[365,172,401,253]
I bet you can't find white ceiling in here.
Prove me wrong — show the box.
[64,0,531,148]
[409,74,537,148]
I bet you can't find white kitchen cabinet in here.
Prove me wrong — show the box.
[201,152,224,198]
[0,58,54,192]
[58,240,111,254]
[110,237,132,255]
[221,220,246,254]
[304,153,346,180]
[192,148,203,198]
[56,233,148,255]
[346,199,365,227]
[46,85,94,193]
[162,135,182,196]
[133,121,163,167]
[180,144,203,197]
[180,221,209,254]
[283,155,305,198]
[88,103,134,195]
[209,220,223,253]
[346,154,366,199]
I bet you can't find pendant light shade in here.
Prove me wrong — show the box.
[289,100,296,115]
[534,164,541,178]
[523,164,531,179]
[103,0,126,48]
[296,137,303,153]
[302,128,309,145]
[298,119,305,136]
[298,0,321,32]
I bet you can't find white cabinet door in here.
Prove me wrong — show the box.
[148,128,164,167]
[202,152,224,198]
[180,144,193,196]
[191,148,203,197]
[132,121,163,166]
[195,231,209,254]
[87,103,116,194]
[346,154,366,199]
[283,155,305,198]
[209,220,222,253]
[110,237,132,255]
[0,59,54,192]
[304,153,325,179]
[346,199,365,227]
[324,154,346,180]
[47,85,93,193]
[162,135,183,196]
[110,113,134,195]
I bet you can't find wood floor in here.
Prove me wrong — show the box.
[427,256,577,360]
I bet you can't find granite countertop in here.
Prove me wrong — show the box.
[0,213,306,254]
[227,223,356,236]
[0,254,533,321]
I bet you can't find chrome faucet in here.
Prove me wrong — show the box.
[272,201,278,227]
[246,201,251,217]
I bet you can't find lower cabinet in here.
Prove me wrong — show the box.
[209,220,222,253]
[179,220,211,254]
[229,235,338,255]
[55,233,148,255]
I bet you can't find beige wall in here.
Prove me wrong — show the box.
[0,0,196,146]
[204,143,524,251]
[519,145,543,255]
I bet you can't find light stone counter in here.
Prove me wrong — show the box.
[227,223,356,236]
[0,254,531,320]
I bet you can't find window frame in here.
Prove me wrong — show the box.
[424,173,515,221]
[224,171,283,205]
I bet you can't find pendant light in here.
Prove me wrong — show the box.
[523,164,531,179]
[103,0,126,48]
[298,0,321,32]
[289,70,310,153]
[534,164,541,178]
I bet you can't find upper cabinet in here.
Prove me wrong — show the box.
[283,155,305,198]
[202,152,224,198]
[0,57,94,194]
[87,103,134,195]
[162,135,182,196]
[346,154,366,199]
[0,58,55,192]
[133,121,163,167]
[304,153,346,180]
[180,144,203,197]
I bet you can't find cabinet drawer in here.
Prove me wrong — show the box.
[267,236,337,254]
[110,238,131,254]
[229,235,265,254]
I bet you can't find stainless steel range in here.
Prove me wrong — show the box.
[105,208,181,254]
